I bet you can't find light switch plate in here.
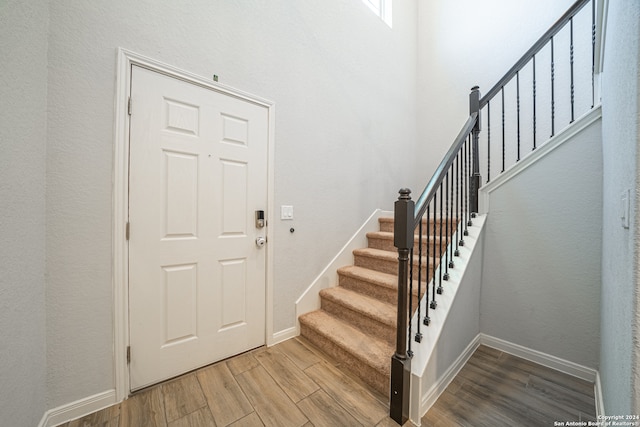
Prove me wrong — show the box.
[281,205,294,220]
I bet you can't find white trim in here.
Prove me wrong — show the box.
[361,0,392,27]
[113,48,130,403]
[113,48,276,401]
[38,390,116,427]
[416,335,481,425]
[264,76,277,348]
[412,333,600,424]
[595,0,609,75]
[270,327,298,346]
[408,215,487,424]
[595,371,605,420]
[479,105,602,214]
[294,209,392,334]
[479,334,598,382]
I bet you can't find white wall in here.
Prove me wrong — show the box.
[44,0,418,409]
[480,117,602,369]
[0,1,48,425]
[600,0,640,415]
[416,0,576,187]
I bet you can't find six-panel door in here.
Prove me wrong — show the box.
[128,65,268,390]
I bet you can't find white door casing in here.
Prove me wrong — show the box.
[127,64,269,390]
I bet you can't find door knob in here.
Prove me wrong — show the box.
[255,236,266,247]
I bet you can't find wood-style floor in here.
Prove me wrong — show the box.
[60,339,596,427]
[424,345,597,426]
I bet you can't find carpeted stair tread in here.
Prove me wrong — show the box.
[320,286,396,327]
[297,215,459,397]
[378,216,460,233]
[366,230,446,239]
[366,231,448,252]
[353,247,433,267]
[299,310,393,375]
[353,247,405,261]
[337,265,420,296]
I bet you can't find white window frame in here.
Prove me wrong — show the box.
[362,0,392,27]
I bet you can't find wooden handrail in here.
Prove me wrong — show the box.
[413,112,478,226]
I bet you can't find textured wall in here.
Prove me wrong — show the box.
[0,0,48,425]
[480,118,602,369]
[44,0,418,408]
[600,0,640,415]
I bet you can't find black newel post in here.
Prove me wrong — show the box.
[390,188,414,425]
[469,86,482,215]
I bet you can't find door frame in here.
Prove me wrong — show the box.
[113,48,275,401]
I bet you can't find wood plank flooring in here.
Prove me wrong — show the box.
[423,346,597,426]
[60,340,596,427]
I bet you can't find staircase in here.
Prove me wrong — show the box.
[298,217,455,395]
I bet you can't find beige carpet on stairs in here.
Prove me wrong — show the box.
[298,216,457,396]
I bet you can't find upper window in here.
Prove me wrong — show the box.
[362,0,392,27]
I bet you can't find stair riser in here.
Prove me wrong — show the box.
[321,298,395,346]
[338,273,421,307]
[378,219,460,234]
[367,237,450,256]
[354,254,436,281]
[299,323,390,395]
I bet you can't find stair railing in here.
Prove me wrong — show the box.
[478,0,596,184]
[391,96,479,424]
[390,0,596,423]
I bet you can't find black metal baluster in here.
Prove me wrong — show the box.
[430,193,438,309]
[438,182,444,294]
[423,205,430,326]
[570,17,575,123]
[516,71,521,162]
[449,169,455,268]
[533,55,537,150]
[464,137,469,236]
[501,87,505,172]
[463,138,468,237]
[551,36,556,137]
[591,0,596,108]
[407,247,413,356]
[415,219,422,342]
[456,152,463,251]
[487,101,491,182]
[443,172,450,281]
[467,136,473,227]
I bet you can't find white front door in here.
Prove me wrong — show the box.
[128,65,268,390]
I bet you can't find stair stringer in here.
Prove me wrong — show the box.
[294,209,393,335]
[407,214,486,426]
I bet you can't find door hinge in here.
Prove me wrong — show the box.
[127,97,132,116]
[126,222,130,240]
[126,346,131,364]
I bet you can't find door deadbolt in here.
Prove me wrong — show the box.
[255,210,265,228]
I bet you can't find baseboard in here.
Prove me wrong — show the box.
[41,326,298,426]
[38,389,117,427]
[413,334,600,424]
[479,334,598,382]
[418,335,481,420]
[270,326,297,346]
